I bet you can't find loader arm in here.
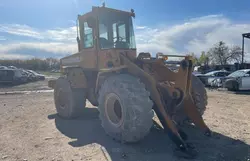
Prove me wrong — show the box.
[141,54,210,132]
[119,53,210,153]
[119,54,186,144]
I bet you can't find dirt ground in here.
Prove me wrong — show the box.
[0,78,55,93]
[0,85,249,161]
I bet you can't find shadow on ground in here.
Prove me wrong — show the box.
[207,87,250,95]
[221,89,250,95]
[233,90,250,95]
[48,107,250,161]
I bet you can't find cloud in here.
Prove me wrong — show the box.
[0,36,6,41]
[0,14,250,61]
[0,42,77,59]
[0,24,43,39]
[134,14,250,60]
[0,24,77,42]
[0,53,33,59]
[0,24,79,59]
[135,26,148,30]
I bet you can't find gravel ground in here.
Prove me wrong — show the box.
[0,78,53,93]
[0,87,249,161]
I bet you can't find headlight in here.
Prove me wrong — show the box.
[217,79,222,83]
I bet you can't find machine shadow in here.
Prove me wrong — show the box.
[48,107,250,161]
[233,90,250,95]
[207,88,250,96]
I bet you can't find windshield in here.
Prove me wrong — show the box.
[28,70,38,75]
[204,71,216,76]
[98,11,136,49]
[228,70,247,77]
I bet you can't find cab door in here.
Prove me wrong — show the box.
[97,19,122,69]
[70,15,98,69]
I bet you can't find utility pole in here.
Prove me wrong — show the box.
[242,34,244,64]
[242,33,250,64]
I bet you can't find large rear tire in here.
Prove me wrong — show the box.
[97,74,154,143]
[54,77,86,119]
[173,75,208,124]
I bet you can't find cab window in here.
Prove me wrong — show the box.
[113,23,126,42]
[98,11,136,49]
[83,22,94,48]
[217,72,225,76]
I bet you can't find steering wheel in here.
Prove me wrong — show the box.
[113,36,125,42]
[113,36,129,48]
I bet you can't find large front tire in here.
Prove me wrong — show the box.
[54,77,86,119]
[98,74,154,143]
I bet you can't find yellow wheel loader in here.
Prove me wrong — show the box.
[48,4,212,159]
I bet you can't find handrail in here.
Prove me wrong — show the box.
[156,53,193,60]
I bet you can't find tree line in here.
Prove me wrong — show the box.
[0,58,60,71]
[0,41,244,71]
[189,41,243,66]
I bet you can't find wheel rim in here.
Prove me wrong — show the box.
[104,93,123,127]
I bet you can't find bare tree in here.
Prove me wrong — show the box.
[229,45,242,63]
[208,41,242,65]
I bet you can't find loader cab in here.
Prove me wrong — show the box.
[77,6,137,69]
[97,8,136,50]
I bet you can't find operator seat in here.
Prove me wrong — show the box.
[99,37,113,49]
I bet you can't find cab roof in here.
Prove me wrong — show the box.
[78,5,134,19]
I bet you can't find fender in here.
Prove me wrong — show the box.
[64,67,88,89]
[95,65,127,94]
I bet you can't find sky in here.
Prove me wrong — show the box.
[0,0,250,61]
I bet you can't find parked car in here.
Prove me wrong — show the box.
[221,69,250,91]
[51,69,60,73]
[192,71,202,75]
[196,70,231,86]
[0,69,28,84]
[0,66,8,69]
[20,70,36,81]
[27,70,45,80]
[8,66,18,69]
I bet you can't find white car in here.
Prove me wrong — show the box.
[223,69,250,91]
[0,66,8,69]
[196,70,231,87]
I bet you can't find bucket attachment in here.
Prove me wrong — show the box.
[134,53,212,158]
